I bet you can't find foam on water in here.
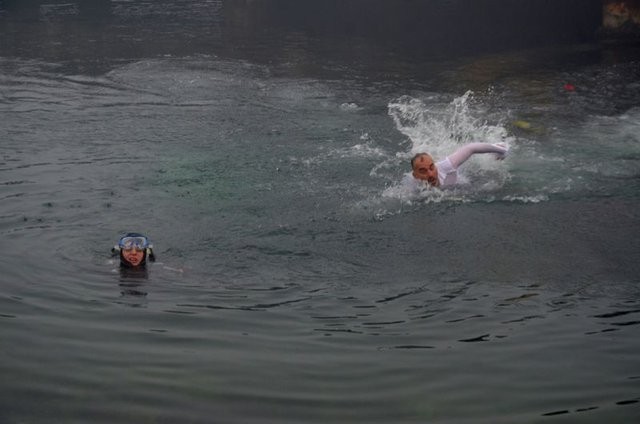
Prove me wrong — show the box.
[388,91,511,157]
[370,91,515,207]
[369,87,640,213]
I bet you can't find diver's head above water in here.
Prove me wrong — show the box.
[411,153,439,187]
[111,233,155,268]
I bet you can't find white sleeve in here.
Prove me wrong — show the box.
[447,142,509,169]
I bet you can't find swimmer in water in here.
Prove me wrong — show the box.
[404,142,509,189]
[111,233,156,268]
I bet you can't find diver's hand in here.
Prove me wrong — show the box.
[492,142,509,160]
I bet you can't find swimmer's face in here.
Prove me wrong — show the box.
[412,153,439,187]
[122,248,145,266]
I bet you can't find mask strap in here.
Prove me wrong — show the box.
[146,247,156,262]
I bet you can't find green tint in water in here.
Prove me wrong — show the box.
[1,11,640,424]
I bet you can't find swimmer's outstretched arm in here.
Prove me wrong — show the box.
[447,142,509,169]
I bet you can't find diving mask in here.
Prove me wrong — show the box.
[118,236,150,251]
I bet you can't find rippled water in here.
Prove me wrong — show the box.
[1,2,640,423]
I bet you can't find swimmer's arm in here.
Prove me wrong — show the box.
[447,142,509,169]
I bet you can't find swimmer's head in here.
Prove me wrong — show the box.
[112,233,155,268]
[411,153,439,187]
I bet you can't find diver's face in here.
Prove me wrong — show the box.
[412,154,439,187]
[122,248,144,266]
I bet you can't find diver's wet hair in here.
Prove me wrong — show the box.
[411,153,430,168]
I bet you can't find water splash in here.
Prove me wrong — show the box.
[388,90,512,159]
[379,91,514,205]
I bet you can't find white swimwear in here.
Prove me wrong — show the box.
[435,157,457,187]
[402,142,508,191]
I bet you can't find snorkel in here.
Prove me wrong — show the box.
[111,233,156,268]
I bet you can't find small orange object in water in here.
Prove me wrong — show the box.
[564,83,576,91]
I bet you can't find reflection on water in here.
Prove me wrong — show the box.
[118,266,149,303]
[1,1,640,423]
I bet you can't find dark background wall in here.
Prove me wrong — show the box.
[0,0,623,58]
[223,0,603,55]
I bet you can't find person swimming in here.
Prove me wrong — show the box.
[403,142,509,190]
[111,233,156,268]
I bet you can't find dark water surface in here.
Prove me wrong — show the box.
[1,1,640,423]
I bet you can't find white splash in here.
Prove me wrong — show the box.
[388,91,512,160]
[383,91,514,202]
